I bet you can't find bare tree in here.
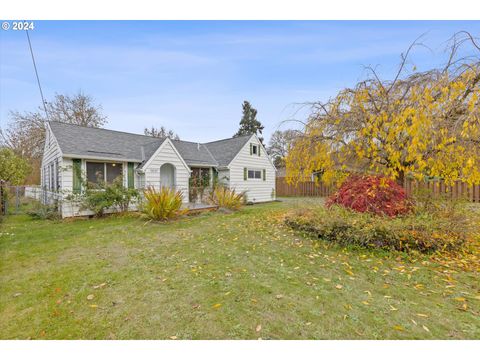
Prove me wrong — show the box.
[144,126,180,140]
[0,91,107,184]
[267,129,299,167]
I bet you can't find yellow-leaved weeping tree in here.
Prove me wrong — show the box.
[286,32,480,186]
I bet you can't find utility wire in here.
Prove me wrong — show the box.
[25,28,49,120]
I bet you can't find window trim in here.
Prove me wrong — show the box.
[247,168,262,180]
[252,144,258,155]
[86,161,123,186]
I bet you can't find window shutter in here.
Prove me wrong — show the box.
[244,168,247,181]
[127,162,135,189]
[72,159,82,194]
[250,143,253,155]
[263,169,266,181]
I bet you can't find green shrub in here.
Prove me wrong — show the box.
[208,186,244,210]
[285,204,476,253]
[80,179,140,217]
[27,201,60,220]
[142,186,185,221]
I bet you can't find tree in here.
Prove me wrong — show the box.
[1,92,107,184]
[0,148,31,185]
[286,32,480,186]
[267,129,298,167]
[234,101,265,143]
[144,126,180,140]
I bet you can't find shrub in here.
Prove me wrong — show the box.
[142,186,185,221]
[326,174,412,217]
[108,179,140,212]
[208,186,244,210]
[285,205,474,253]
[27,201,60,220]
[80,179,140,217]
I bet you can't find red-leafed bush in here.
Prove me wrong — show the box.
[326,175,412,217]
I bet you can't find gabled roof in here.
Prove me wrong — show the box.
[47,122,254,168]
[49,121,164,161]
[172,140,218,167]
[204,134,252,167]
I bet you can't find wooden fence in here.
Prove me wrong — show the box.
[276,177,480,202]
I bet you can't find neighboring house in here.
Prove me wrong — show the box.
[41,121,276,217]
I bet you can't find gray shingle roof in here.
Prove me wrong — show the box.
[204,135,252,167]
[171,140,218,166]
[49,121,164,162]
[48,122,252,168]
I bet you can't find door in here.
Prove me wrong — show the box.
[160,163,175,189]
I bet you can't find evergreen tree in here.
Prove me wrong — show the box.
[234,101,264,143]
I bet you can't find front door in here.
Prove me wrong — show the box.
[160,163,175,189]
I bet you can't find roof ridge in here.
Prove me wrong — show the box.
[204,133,253,145]
[49,121,162,140]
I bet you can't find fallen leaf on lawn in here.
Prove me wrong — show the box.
[335,284,343,290]
[362,301,369,305]
[89,304,98,308]
[411,319,417,325]
[323,278,331,282]
[460,303,468,311]
[454,297,466,302]
[87,294,95,301]
[169,336,177,340]
[93,283,106,289]
[255,324,262,332]
[275,294,284,299]
[192,304,200,309]
[13,293,22,297]
[364,290,372,297]
[416,313,429,318]
[389,305,398,311]
[393,325,404,331]
[224,291,231,296]
[422,325,430,332]
[212,303,222,309]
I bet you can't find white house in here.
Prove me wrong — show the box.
[41,122,276,217]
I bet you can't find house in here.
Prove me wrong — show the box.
[41,121,276,217]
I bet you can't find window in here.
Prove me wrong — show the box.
[252,144,258,155]
[86,162,123,185]
[248,169,262,179]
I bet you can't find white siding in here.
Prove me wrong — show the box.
[228,135,276,203]
[217,169,230,187]
[60,158,142,218]
[143,140,190,203]
[41,125,63,204]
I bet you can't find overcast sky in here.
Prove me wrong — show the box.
[1,21,479,142]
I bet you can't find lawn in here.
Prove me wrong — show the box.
[0,199,479,339]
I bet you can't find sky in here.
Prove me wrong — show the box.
[1,21,480,143]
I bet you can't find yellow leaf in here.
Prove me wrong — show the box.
[89,304,98,308]
[393,325,404,331]
[255,324,262,332]
[422,325,430,332]
[454,297,466,302]
[212,303,222,309]
[87,294,94,301]
[169,336,177,340]
[416,313,428,318]
[335,284,343,290]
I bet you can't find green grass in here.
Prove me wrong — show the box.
[0,199,479,339]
